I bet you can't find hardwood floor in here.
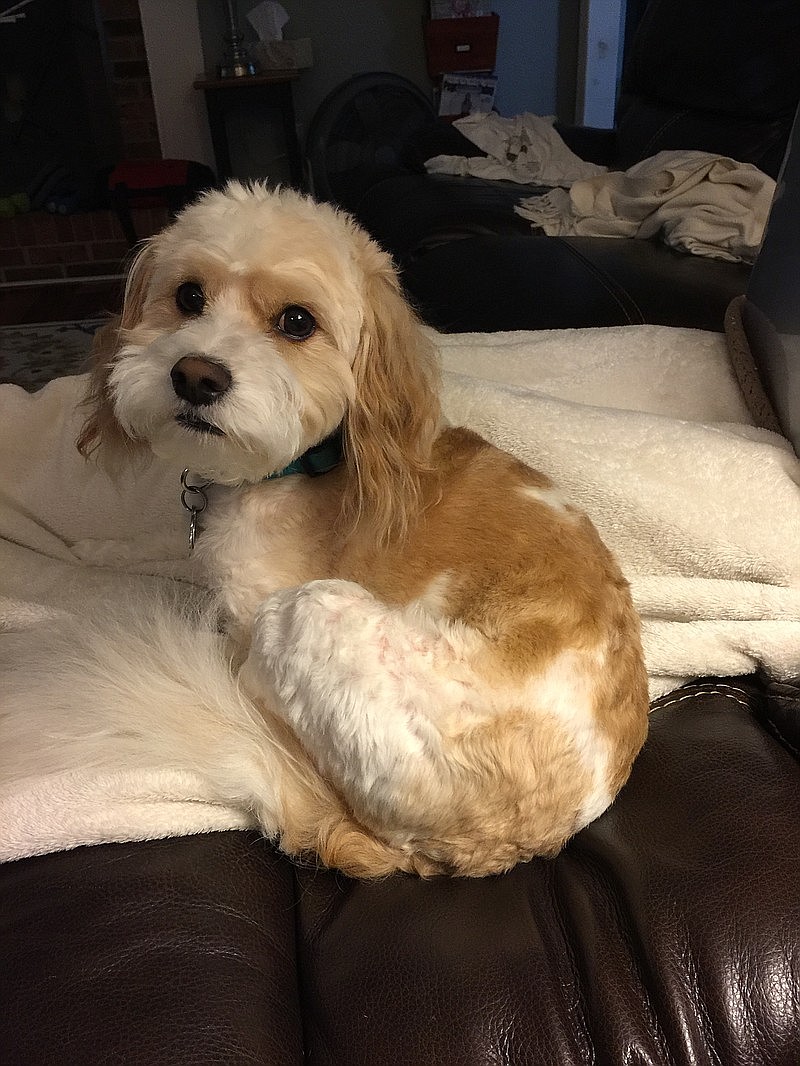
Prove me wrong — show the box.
[0,279,124,327]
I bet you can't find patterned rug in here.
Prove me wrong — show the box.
[0,320,104,392]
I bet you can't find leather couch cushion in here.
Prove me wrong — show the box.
[2,681,798,1064]
[400,233,750,332]
[294,681,800,1066]
[0,832,304,1066]
[355,178,750,334]
[356,173,535,262]
[614,99,792,178]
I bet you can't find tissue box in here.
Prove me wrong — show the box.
[253,38,313,71]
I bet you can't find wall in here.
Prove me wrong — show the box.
[575,0,626,128]
[197,0,566,127]
[159,1,621,185]
[491,0,560,116]
[195,0,431,182]
[100,0,161,161]
[267,0,431,138]
[490,0,628,125]
[0,203,166,284]
[138,0,215,168]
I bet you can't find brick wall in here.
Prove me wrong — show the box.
[99,0,161,162]
[0,205,169,284]
[0,0,165,285]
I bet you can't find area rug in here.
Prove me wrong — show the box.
[0,320,103,391]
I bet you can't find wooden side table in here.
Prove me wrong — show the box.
[193,71,304,187]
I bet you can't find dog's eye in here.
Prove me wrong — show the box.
[277,305,316,340]
[175,282,206,316]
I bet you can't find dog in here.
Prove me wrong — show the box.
[73,181,649,877]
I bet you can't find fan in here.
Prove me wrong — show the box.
[306,72,435,211]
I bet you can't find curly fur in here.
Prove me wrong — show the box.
[66,182,650,877]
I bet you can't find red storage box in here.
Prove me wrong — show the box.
[424,14,499,77]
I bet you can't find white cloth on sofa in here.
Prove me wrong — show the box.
[433,325,800,694]
[425,111,607,186]
[516,150,775,262]
[1,323,799,860]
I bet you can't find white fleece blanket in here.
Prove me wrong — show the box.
[2,324,800,861]
[516,150,775,263]
[425,111,607,187]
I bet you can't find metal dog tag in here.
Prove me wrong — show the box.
[180,468,211,551]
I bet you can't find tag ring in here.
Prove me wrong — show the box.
[180,469,211,550]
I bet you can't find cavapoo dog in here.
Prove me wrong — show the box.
[70,181,647,876]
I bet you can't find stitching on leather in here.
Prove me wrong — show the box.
[653,685,752,713]
[760,714,800,759]
[679,681,752,695]
[655,683,800,760]
[557,241,644,324]
[763,691,800,703]
[653,681,752,701]
[559,241,641,323]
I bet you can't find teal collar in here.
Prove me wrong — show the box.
[266,428,344,480]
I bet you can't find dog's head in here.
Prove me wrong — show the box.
[79,182,440,541]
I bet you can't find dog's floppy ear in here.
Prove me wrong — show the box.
[77,241,156,459]
[342,245,440,544]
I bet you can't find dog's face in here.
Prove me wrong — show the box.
[101,184,371,483]
[81,183,439,519]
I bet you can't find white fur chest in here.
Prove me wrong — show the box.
[198,478,338,633]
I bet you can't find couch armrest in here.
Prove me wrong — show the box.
[0,832,304,1066]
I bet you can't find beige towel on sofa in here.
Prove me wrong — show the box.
[516,150,775,262]
[425,111,607,187]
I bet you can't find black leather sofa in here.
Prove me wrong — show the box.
[3,677,799,1064]
[307,0,800,334]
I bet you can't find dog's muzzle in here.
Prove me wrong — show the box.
[171,355,232,407]
[171,355,231,435]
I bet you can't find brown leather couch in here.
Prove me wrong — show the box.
[4,6,800,1059]
[2,675,799,1064]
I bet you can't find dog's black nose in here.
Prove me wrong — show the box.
[170,356,232,406]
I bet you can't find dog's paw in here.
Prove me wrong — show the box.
[249,579,377,660]
[241,579,380,706]
[240,579,455,793]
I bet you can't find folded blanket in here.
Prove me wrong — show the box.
[516,150,775,262]
[433,325,800,693]
[425,112,607,186]
[2,323,799,861]
[2,767,254,859]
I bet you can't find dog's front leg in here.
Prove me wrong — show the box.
[239,579,482,830]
